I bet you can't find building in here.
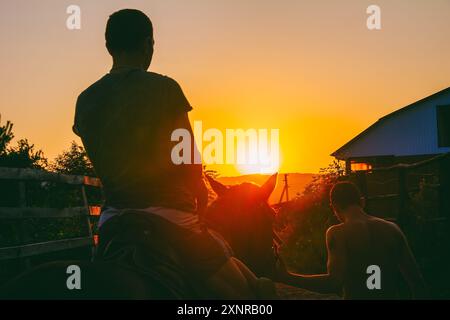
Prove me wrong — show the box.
[332,87,450,173]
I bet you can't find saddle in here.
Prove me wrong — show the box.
[95,210,202,299]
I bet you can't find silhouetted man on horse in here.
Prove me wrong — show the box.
[72,9,274,299]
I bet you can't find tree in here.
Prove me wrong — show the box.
[0,116,48,169]
[51,141,95,177]
[0,115,14,154]
[277,160,345,275]
[303,160,345,198]
[2,139,48,169]
[0,119,47,170]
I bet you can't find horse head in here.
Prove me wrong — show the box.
[204,173,280,277]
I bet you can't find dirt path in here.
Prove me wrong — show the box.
[275,283,340,300]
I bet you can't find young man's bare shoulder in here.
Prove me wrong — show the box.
[371,216,401,231]
[368,216,405,243]
[326,223,345,240]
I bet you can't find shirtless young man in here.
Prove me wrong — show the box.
[280,181,427,299]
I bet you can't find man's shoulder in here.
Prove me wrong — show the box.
[365,216,406,245]
[370,216,401,232]
[76,75,108,103]
[142,71,172,80]
[77,71,180,100]
[136,71,180,87]
[326,223,345,239]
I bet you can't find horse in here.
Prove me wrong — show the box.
[204,173,282,278]
[0,174,287,299]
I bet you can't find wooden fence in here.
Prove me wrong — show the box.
[0,167,102,266]
[348,152,450,227]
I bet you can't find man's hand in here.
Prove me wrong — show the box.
[395,225,428,298]
[196,175,209,216]
[275,225,344,294]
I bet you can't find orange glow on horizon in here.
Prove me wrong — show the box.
[2,1,450,176]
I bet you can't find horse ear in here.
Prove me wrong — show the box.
[260,173,278,201]
[206,175,228,196]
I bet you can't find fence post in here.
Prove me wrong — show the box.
[439,156,450,229]
[81,184,95,258]
[18,181,31,270]
[397,168,409,228]
[355,171,368,199]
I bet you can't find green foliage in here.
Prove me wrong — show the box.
[1,115,48,169]
[50,141,95,176]
[0,121,98,249]
[0,139,48,169]
[0,115,14,154]
[303,160,345,197]
[278,160,344,274]
[49,141,101,208]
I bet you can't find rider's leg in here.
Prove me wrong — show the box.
[205,257,278,299]
[233,258,278,299]
[205,257,255,299]
[230,257,259,289]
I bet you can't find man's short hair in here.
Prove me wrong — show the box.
[330,181,362,210]
[105,9,153,54]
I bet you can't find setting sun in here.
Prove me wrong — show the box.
[235,163,279,175]
[235,148,281,175]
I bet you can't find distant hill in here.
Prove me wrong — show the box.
[217,173,315,204]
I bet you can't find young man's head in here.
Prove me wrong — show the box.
[105,9,154,70]
[330,181,363,221]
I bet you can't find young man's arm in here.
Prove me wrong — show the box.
[395,226,428,299]
[279,226,345,294]
[173,111,208,213]
[168,77,208,214]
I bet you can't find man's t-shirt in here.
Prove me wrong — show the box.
[73,68,202,212]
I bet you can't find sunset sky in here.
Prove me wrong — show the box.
[1,0,450,176]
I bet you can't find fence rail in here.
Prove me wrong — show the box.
[0,167,101,265]
[0,206,102,219]
[0,167,102,187]
[365,152,449,172]
[349,152,450,225]
[0,237,94,260]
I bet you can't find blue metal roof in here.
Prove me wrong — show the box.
[332,87,450,160]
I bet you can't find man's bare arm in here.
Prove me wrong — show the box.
[173,112,208,213]
[395,226,428,298]
[278,226,345,294]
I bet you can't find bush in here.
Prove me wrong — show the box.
[277,161,344,274]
